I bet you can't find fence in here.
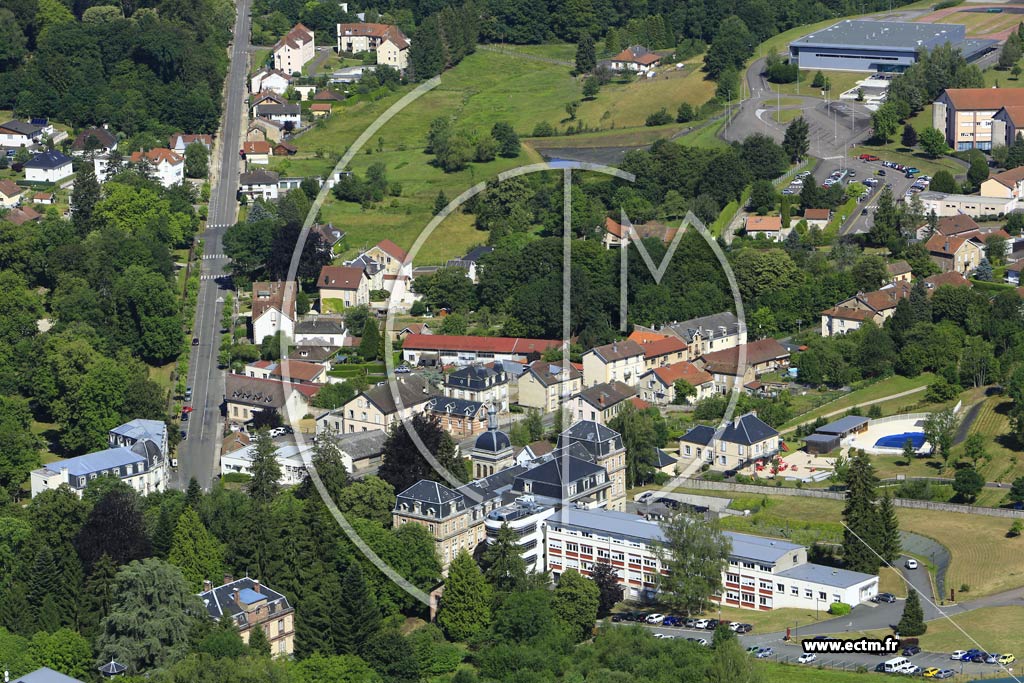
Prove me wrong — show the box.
[680,478,1024,519]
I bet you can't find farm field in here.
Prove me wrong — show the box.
[918,8,1024,38]
[760,662,888,683]
[954,395,1024,484]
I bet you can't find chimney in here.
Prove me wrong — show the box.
[253,579,261,594]
[599,394,605,406]
[203,579,213,592]
[733,416,741,429]
[223,573,234,586]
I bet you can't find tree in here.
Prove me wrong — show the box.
[1009,476,1024,505]
[655,511,731,614]
[923,408,958,462]
[0,395,41,496]
[842,450,882,573]
[704,15,753,79]
[312,381,357,410]
[812,70,826,88]
[967,149,989,191]
[95,558,202,674]
[1000,34,1022,70]
[902,438,916,465]
[378,414,466,494]
[582,76,600,99]
[75,489,152,571]
[437,549,492,642]
[589,561,623,618]
[565,100,579,120]
[748,179,776,215]
[247,431,281,504]
[29,629,93,680]
[851,254,888,292]
[877,493,901,564]
[782,116,810,163]
[870,185,901,248]
[706,634,764,683]
[71,163,101,237]
[336,476,395,527]
[897,588,927,636]
[553,569,599,642]
[953,465,985,503]
[184,141,209,178]
[871,102,900,142]
[901,124,918,148]
[918,127,948,158]
[491,122,520,158]
[963,433,987,467]
[676,102,695,123]
[167,506,223,591]
[482,523,527,592]
[247,622,271,657]
[359,317,382,361]
[575,34,596,74]
[672,380,697,405]
[80,554,118,640]
[336,562,381,655]
[608,404,665,487]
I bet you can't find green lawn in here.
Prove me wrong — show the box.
[847,606,1024,656]
[676,118,728,149]
[760,662,884,682]
[952,394,1024,484]
[769,70,866,101]
[772,108,804,124]
[487,42,576,62]
[848,144,964,178]
[779,373,937,431]
[525,124,690,151]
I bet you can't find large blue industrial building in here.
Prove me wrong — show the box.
[789,20,996,73]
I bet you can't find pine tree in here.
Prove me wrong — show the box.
[782,116,810,162]
[897,588,927,636]
[0,581,33,636]
[81,554,117,640]
[842,450,882,573]
[186,478,203,510]
[575,34,596,74]
[168,506,224,591]
[877,493,901,564]
[70,163,100,237]
[248,621,271,657]
[434,190,448,215]
[908,278,932,324]
[359,317,381,361]
[335,562,381,656]
[37,594,61,633]
[28,545,59,629]
[482,523,527,592]
[437,549,492,642]
[247,431,281,504]
[604,28,620,56]
[75,489,152,571]
[901,123,918,148]
[152,502,179,559]
[295,566,339,658]
[54,542,84,629]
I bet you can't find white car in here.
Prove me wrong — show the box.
[646,613,665,624]
[728,622,742,632]
[693,618,709,629]
[902,664,921,675]
[652,633,674,639]
[798,653,817,664]
[905,559,919,570]
[951,651,968,660]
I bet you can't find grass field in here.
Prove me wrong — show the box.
[677,118,729,149]
[486,42,576,62]
[780,373,937,431]
[760,662,883,683]
[851,606,1024,656]
[769,70,866,100]
[773,108,804,124]
[849,144,964,178]
[525,124,689,150]
[954,395,1024,484]
[931,10,1024,38]
[878,567,908,598]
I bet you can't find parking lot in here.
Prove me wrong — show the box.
[841,156,931,236]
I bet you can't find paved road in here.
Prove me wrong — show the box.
[179,0,252,490]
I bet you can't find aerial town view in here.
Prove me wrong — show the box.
[6,0,1024,681]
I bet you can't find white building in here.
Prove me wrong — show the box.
[581,340,646,388]
[254,104,301,128]
[484,496,555,573]
[250,68,293,95]
[543,508,878,610]
[239,170,280,201]
[0,120,46,147]
[128,148,185,187]
[24,150,73,183]
[273,24,315,75]
[293,317,347,347]
[336,23,410,69]
[252,280,296,345]
[30,419,169,498]
[221,442,339,486]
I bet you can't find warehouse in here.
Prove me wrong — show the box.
[789,20,995,73]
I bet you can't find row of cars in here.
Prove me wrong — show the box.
[612,612,753,634]
[781,170,812,196]
[950,649,1015,665]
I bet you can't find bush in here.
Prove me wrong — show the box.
[222,472,252,484]
[651,472,669,485]
[932,0,962,8]
[828,602,851,616]
[1008,520,1023,538]
[704,471,725,482]
[959,584,970,593]
[532,121,555,137]
[645,108,673,127]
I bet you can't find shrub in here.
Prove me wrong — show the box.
[1008,520,1023,538]
[222,472,252,484]
[532,121,555,137]
[645,108,673,127]
[959,584,970,593]
[828,602,851,616]
[704,471,725,482]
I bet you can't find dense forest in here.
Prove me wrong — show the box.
[0,0,232,134]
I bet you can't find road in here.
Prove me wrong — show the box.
[179,0,252,490]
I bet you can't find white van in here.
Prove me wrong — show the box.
[883,657,910,673]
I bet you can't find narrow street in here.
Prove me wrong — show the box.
[178,0,252,490]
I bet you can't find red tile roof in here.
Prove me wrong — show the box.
[318,265,366,290]
[251,281,297,320]
[936,214,980,236]
[803,208,830,221]
[4,206,41,225]
[129,147,183,166]
[0,179,21,198]
[941,87,1024,111]
[274,23,313,51]
[924,271,972,289]
[243,140,271,155]
[860,282,912,312]
[701,338,790,375]
[746,216,783,232]
[628,329,672,344]
[926,232,980,256]
[650,361,713,387]
[640,336,686,360]
[310,103,332,111]
[374,238,408,262]
[820,306,877,322]
[403,334,560,355]
[611,46,660,65]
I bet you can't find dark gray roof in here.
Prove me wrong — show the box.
[557,420,624,458]
[816,415,869,435]
[446,365,507,391]
[12,668,85,683]
[288,345,339,362]
[256,103,301,116]
[663,311,740,343]
[198,577,292,626]
[294,317,346,335]
[396,479,463,505]
[0,120,42,136]
[679,424,715,446]
[474,427,512,454]
[527,360,581,386]
[25,150,71,170]
[513,453,604,488]
[655,448,677,468]
[587,339,644,362]
[425,395,485,418]
[464,245,493,261]
[803,433,840,446]
[790,19,964,51]
[240,169,280,185]
[776,563,877,588]
[333,429,386,461]
[71,127,117,151]
[575,381,635,409]
[361,375,432,415]
[719,413,778,446]
[458,464,527,501]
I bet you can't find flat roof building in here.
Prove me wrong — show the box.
[789,20,995,73]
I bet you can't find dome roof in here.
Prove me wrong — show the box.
[475,429,511,453]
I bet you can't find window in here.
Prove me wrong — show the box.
[278,619,285,634]
[566,542,579,553]
[818,591,827,600]
[726,573,739,583]
[804,589,813,599]
[776,583,785,593]
[759,596,770,606]
[742,562,754,569]
[791,586,799,596]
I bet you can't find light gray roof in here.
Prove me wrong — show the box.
[109,418,167,443]
[790,19,964,51]
[12,668,86,683]
[333,429,386,461]
[776,563,877,589]
[816,415,869,435]
[663,311,740,343]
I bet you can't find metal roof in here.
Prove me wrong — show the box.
[12,668,85,683]
[109,418,167,443]
[791,20,964,51]
[776,562,877,589]
[48,446,146,477]
[816,415,869,435]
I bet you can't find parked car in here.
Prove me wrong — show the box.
[192,337,200,346]
[922,668,940,678]
[652,633,673,639]
[688,637,708,646]
[999,654,1016,665]
[797,653,817,664]
[662,616,680,627]
[873,593,897,603]
[877,169,886,176]
[746,646,761,655]
[395,364,411,373]
[905,559,919,570]
[969,653,989,663]
[933,670,954,679]
[903,646,921,656]
[984,653,999,664]
[704,619,719,630]
[185,387,193,401]
[735,624,753,633]
[693,619,709,629]
[756,648,773,659]
[903,664,921,675]
[646,614,665,624]
[962,649,983,661]
[950,651,968,660]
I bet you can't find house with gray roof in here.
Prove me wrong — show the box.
[582,339,645,388]
[655,311,743,358]
[11,668,86,683]
[519,359,582,412]
[293,316,347,347]
[444,364,510,412]
[677,411,779,472]
[337,374,433,434]
[425,395,488,437]
[571,380,637,426]
[199,576,294,657]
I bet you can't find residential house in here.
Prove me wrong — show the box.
[169,133,213,155]
[274,141,298,156]
[638,335,688,371]
[310,103,332,118]
[802,208,830,229]
[926,232,984,274]
[224,374,319,423]
[924,270,973,290]
[247,118,284,144]
[638,361,714,405]
[445,245,494,283]
[820,282,911,337]
[339,374,432,433]
[654,311,744,358]
[886,260,912,283]
[273,24,315,75]
[678,411,779,471]
[251,280,296,344]
[0,179,22,208]
[313,89,345,102]
[24,150,72,183]
[293,84,316,100]
[401,334,560,367]
[699,338,790,393]
[251,91,287,111]
[544,507,878,609]
[571,381,637,425]
[222,442,319,486]
[318,265,369,308]
[128,148,185,187]
[445,365,510,412]
[287,345,339,370]
[336,23,411,69]
[933,87,1024,151]
[581,340,645,388]
[70,127,117,156]
[602,216,681,249]
[30,419,168,498]
[980,165,1024,200]
[255,103,301,128]
[365,239,411,278]
[293,317,347,347]
[4,206,41,225]
[395,322,431,341]
[199,577,295,657]
[0,120,45,147]
[308,224,343,259]
[425,396,489,437]
[608,45,660,73]
[250,67,293,95]
[744,215,787,241]
[239,170,280,201]
[517,360,582,412]
[242,140,272,165]
[32,192,53,205]
[245,359,327,385]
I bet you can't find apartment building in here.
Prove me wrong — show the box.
[582,340,645,388]
[518,360,582,412]
[933,87,1024,151]
[199,577,295,657]
[571,381,637,426]
[273,24,315,75]
[444,365,510,412]
[338,374,432,433]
